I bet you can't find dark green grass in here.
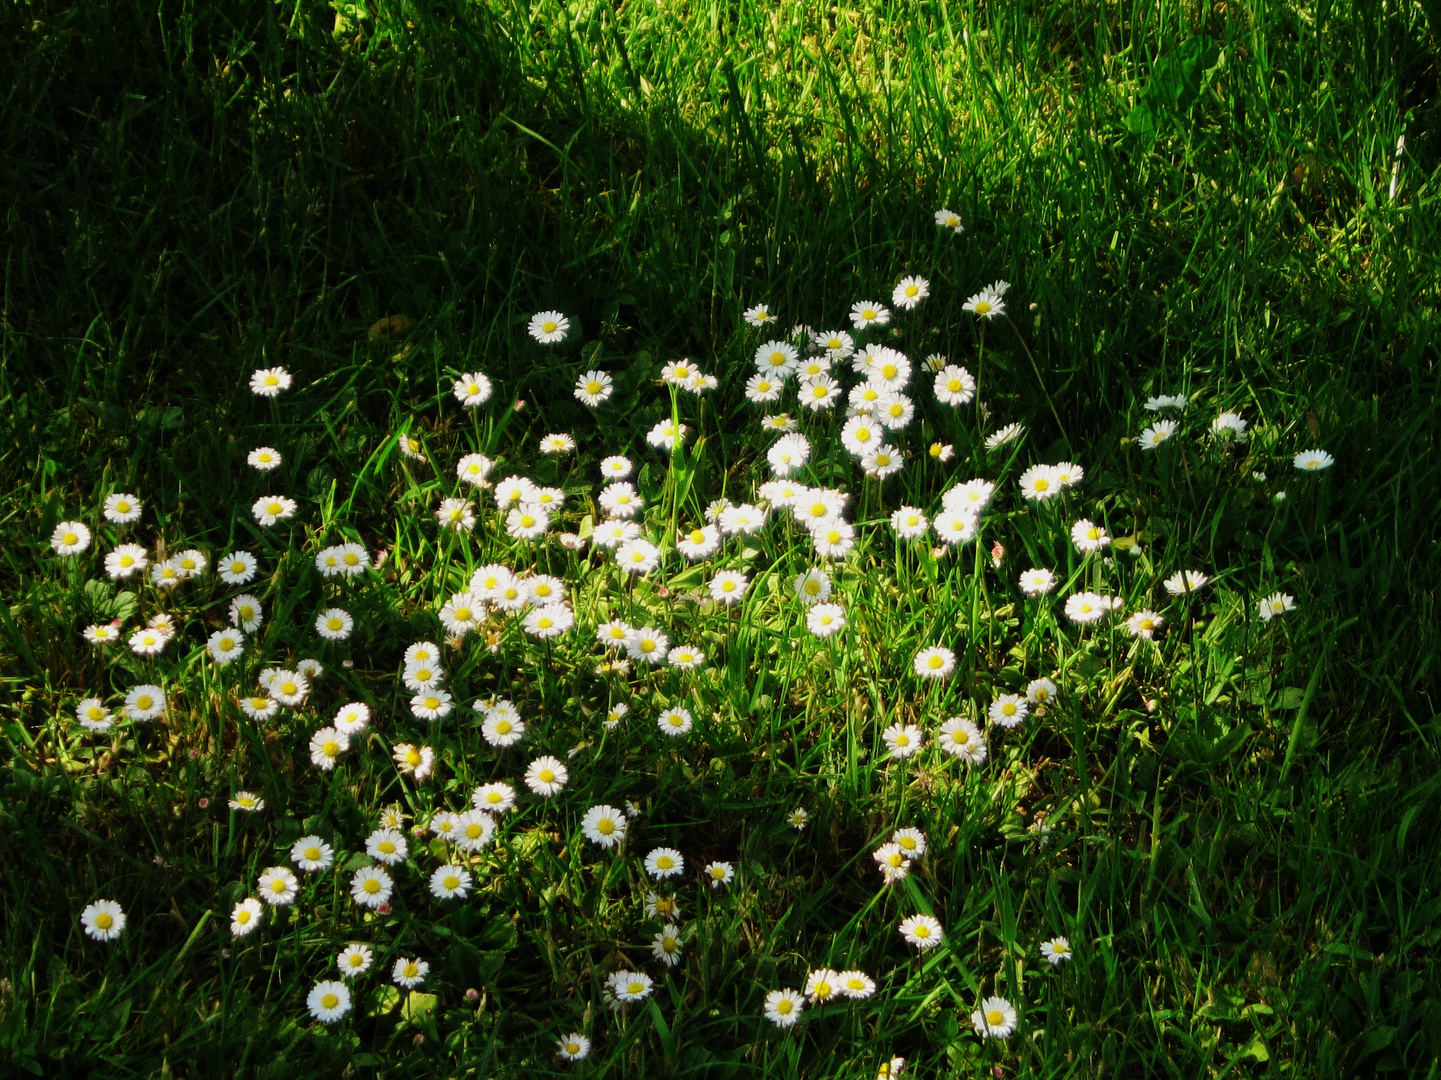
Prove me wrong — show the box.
[2,0,1440,1077]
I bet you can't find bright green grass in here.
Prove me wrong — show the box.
[3,1,1440,1077]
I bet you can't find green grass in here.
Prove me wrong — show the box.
[2,0,1440,1077]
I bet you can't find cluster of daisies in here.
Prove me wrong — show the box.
[53,209,1334,1063]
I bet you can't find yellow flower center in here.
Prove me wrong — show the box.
[586,380,602,394]
[136,696,153,710]
[465,824,482,839]
[64,532,78,545]
[986,1009,1003,1025]
[264,375,279,386]
[597,819,615,835]
[656,856,673,869]
[327,618,342,631]
[323,740,339,756]
[363,879,380,894]
[119,556,134,568]
[777,999,793,1014]
[975,301,991,314]
[542,320,557,333]
[305,847,321,860]
[495,720,511,734]
[95,913,113,929]
[538,769,555,783]
[444,875,459,889]
[405,750,421,766]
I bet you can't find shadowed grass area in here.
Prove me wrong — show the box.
[2,0,1440,1077]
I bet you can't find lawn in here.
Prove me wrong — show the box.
[2,0,1440,1077]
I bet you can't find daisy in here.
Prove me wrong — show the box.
[80,899,126,942]
[239,695,278,722]
[1126,610,1164,639]
[795,488,846,526]
[397,431,426,463]
[793,569,832,605]
[129,627,170,656]
[149,560,182,589]
[270,671,309,706]
[247,446,282,471]
[1064,592,1120,623]
[528,310,570,344]
[644,892,681,920]
[934,510,978,546]
[882,723,925,759]
[788,808,810,829]
[804,969,841,1002]
[402,662,444,692]
[249,367,292,396]
[661,358,699,386]
[75,698,113,732]
[595,620,634,651]
[985,422,1025,449]
[1212,412,1248,439]
[806,603,846,637]
[493,476,536,508]
[935,207,964,233]
[964,289,1006,320]
[218,550,258,584]
[224,594,263,633]
[849,300,890,330]
[616,538,660,574]
[1071,519,1110,552]
[123,685,165,721]
[228,791,264,812]
[744,373,783,403]
[50,521,92,555]
[1144,394,1189,412]
[626,626,669,665]
[456,453,494,487]
[743,302,776,327]
[291,836,334,872]
[611,970,654,1003]
[868,349,911,388]
[971,997,1017,1038]
[755,340,799,377]
[258,866,300,906]
[593,519,640,550]
[366,828,408,866]
[838,970,877,999]
[230,898,263,937]
[849,380,884,412]
[252,495,298,526]
[1019,568,1055,596]
[1258,592,1296,621]
[1163,570,1209,595]
[436,497,475,532]
[350,866,393,909]
[938,717,987,764]
[558,1033,592,1061]
[393,958,429,989]
[988,694,1029,728]
[885,506,928,541]
[658,707,694,737]
[799,373,842,411]
[1027,678,1058,705]
[667,644,706,670]
[760,412,798,433]
[718,503,766,535]
[525,756,569,797]
[892,828,927,858]
[898,914,944,950]
[651,924,685,967]
[840,415,881,456]
[646,419,689,450]
[315,608,353,641]
[892,275,929,310]
[874,844,911,882]
[810,520,856,560]
[411,691,453,722]
[539,432,575,456]
[861,445,903,480]
[767,434,811,477]
[913,646,957,680]
[338,944,374,977]
[439,592,484,638]
[506,505,550,540]
[306,980,351,1023]
[1018,464,1064,502]
[1039,937,1072,965]
[82,624,120,648]
[471,782,516,815]
[208,628,245,665]
[709,570,749,605]
[103,493,143,524]
[1294,448,1335,471]
[1139,421,1178,449]
[175,550,207,576]
[480,705,526,747]
[390,743,432,781]
[676,524,721,560]
[703,861,735,888]
[452,372,493,408]
[309,727,349,770]
[105,543,148,580]
[933,364,976,406]
[429,812,460,841]
[427,864,472,900]
[600,454,633,481]
[644,847,684,880]
[603,702,629,729]
[524,604,575,639]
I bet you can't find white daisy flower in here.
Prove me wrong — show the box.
[249,367,292,396]
[898,914,944,950]
[938,717,987,764]
[528,311,570,344]
[892,275,929,310]
[453,372,493,407]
